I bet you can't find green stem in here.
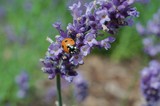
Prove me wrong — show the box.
[56,74,62,106]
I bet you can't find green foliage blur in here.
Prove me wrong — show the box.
[0,0,159,105]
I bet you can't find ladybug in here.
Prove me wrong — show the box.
[61,38,77,54]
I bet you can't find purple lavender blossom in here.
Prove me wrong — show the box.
[48,42,63,56]
[69,1,82,20]
[15,71,29,98]
[141,60,160,106]
[80,44,91,56]
[136,9,160,56]
[69,55,84,66]
[41,0,139,81]
[96,9,110,25]
[73,73,88,102]
[100,36,115,50]
[40,56,57,79]
[83,33,98,47]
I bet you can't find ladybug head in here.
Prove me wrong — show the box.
[67,44,77,54]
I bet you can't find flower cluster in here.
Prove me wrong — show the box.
[40,0,139,81]
[136,9,160,56]
[15,71,29,98]
[140,60,160,106]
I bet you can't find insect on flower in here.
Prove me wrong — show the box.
[41,0,139,81]
[61,38,77,54]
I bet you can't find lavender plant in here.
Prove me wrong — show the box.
[140,60,160,106]
[40,0,139,105]
[136,9,160,56]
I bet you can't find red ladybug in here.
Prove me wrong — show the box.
[61,38,77,54]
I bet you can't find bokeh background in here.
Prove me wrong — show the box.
[0,0,160,106]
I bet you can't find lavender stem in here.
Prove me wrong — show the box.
[56,74,62,106]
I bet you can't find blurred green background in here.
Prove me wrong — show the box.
[0,0,160,106]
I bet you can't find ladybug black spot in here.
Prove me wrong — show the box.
[65,40,68,42]
[62,45,64,48]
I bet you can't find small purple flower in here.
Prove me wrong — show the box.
[80,44,91,56]
[96,9,110,25]
[84,33,98,47]
[69,1,82,20]
[67,23,75,33]
[69,55,84,66]
[100,36,115,50]
[62,75,75,82]
[52,22,67,38]
[85,1,94,16]
[55,35,64,44]
[127,7,139,17]
[48,73,56,80]
[48,43,62,56]
[141,60,160,105]
[100,40,111,50]
[40,57,58,79]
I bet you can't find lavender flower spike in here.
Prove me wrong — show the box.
[41,0,139,81]
[141,60,160,106]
